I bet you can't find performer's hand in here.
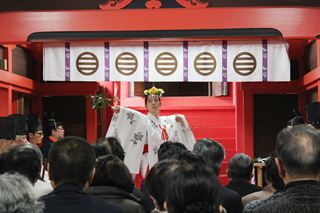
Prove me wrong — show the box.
[175,114,185,126]
[111,106,120,113]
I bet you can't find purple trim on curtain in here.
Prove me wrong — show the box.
[222,40,227,82]
[183,41,188,81]
[105,42,110,81]
[262,40,268,81]
[65,43,70,81]
[144,42,149,82]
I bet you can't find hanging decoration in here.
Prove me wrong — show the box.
[43,40,290,82]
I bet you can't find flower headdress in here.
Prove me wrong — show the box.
[144,87,165,97]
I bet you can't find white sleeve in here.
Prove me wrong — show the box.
[106,106,147,174]
[166,114,196,151]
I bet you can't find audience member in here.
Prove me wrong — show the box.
[242,153,285,206]
[165,162,222,213]
[244,124,320,212]
[0,144,52,197]
[0,173,44,213]
[193,138,243,213]
[140,141,188,212]
[146,160,180,212]
[93,137,125,160]
[193,138,225,174]
[88,154,142,213]
[93,137,151,213]
[92,137,113,158]
[0,144,41,184]
[226,153,261,197]
[107,137,126,161]
[157,142,187,162]
[174,150,205,165]
[39,136,122,213]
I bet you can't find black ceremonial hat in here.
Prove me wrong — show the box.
[27,114,43,133]
[47,119,57,131]
[7,114,28,135]
[0,117,5,139]
[0,117,16,140]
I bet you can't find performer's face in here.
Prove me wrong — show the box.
[146,94,161,114]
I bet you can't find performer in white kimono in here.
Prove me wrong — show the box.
[106,87,196,176]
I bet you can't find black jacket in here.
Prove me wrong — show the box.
[88,185,142,213]
[220,187,243,213]
[244,180,320,213]
[225,178,261,197]
[40,183,122,213]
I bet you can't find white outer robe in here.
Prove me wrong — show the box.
[106,106,196,175]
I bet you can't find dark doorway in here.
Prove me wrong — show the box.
[43,96,86,138]
[254,94,298,158]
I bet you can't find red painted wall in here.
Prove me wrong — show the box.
[117,82,236,185]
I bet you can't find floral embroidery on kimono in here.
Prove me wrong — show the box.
[106,106,196,175]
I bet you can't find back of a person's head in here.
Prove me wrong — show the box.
[0,173,44,213]
[158,142,187,161]
[48,136,96,187]
[165,163,221,213]
[93,137,125,161]
[174,150,206,166]
[106,137,125,161]
[276,124,320,177]
[264,154,285,191]
[228,153,253,180]
[146,160,181,211]
[0,144,41,184]
[91,154,134,193]
[92,138,113,158]
[193,138,225,175]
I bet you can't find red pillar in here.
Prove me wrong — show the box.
[0,86,11,116]
[86,96,97,143]
[316,40,320,102]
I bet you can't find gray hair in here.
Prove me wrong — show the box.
[276,124,320,177]
[193,138,225,175]
[228,153,253,180]
[0,173,44,213]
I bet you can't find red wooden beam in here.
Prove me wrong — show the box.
[242,81,301,93]
[0,70,40,94]
[302,66,320,88]
[1,7,320,43]
[40,82,99,96]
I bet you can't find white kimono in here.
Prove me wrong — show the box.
[106,106,196,175]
